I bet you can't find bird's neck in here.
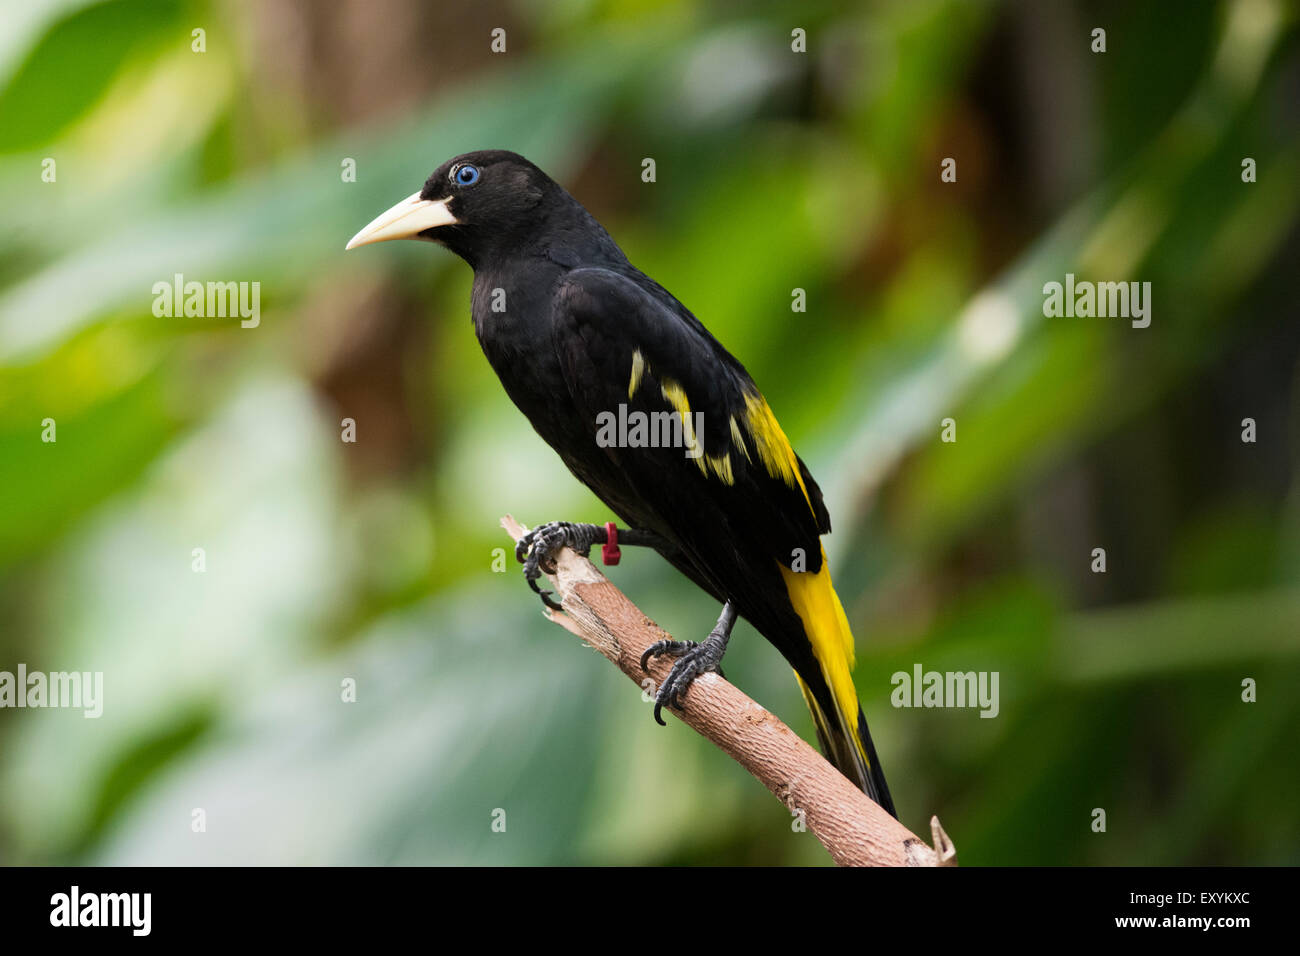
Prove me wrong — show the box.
[469,260,559,341]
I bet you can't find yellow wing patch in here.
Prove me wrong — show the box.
[628,349,647,399]
[729,416,752,462]
[739,392,813,509]
[706,452,734,484]
[651,380,811,497]
[660,378,734,485]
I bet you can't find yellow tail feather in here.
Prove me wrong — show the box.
[780,548,876,794]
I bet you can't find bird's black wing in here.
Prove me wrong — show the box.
[549,266,830,580]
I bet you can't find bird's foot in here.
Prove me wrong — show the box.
[515,521,606,610]
[640,602,736,725]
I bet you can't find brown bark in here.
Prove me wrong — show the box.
[502,515,956,867]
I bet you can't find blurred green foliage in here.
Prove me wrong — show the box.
[0,0,1297,865]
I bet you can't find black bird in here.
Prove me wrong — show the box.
[347,150,895,816]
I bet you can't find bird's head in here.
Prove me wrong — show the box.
[345,150,559,267]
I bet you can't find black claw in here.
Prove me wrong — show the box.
[640,639,694,672]
[516,521,607,610]
[527,576,563,610]
[639,643,670,671]
[643,634,728,725]
[669,670,691,709]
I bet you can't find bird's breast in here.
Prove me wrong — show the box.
[469,266,584,448]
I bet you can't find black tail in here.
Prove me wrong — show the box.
[856,707,896,818]
[797,678,897,818]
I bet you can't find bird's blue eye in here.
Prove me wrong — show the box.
[453,164,480,186]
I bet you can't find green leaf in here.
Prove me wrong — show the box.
[0,0,184,152]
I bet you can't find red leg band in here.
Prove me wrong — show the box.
[601,521,621,566]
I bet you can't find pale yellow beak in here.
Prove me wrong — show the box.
[345,192,458,250]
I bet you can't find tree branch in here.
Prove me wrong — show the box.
[501,515,956,867]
